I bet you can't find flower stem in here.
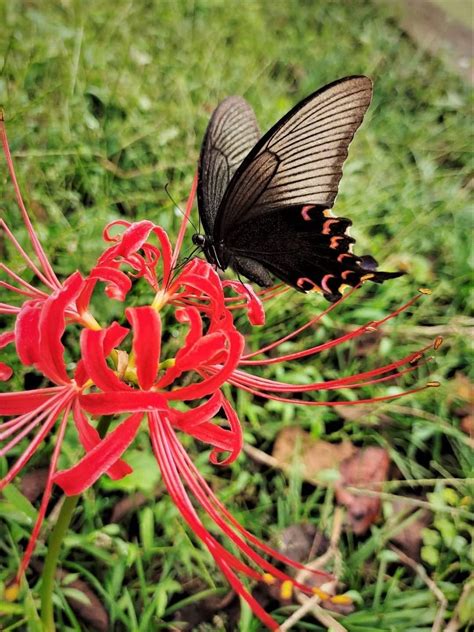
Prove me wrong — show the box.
[40,416,112,631]
[40,494,78,631]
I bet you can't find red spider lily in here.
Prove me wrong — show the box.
[0,116,440,629]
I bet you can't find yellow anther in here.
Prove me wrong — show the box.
[418,287,432,295]
[330,594,353,605]
[262,573,276,585]
[280,580,293,600]
[434,336,443,350]
[427,381,441,388]
[4,582,19,601]
[312,587,330,600]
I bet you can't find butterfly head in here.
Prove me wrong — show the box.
[192,233,225,270]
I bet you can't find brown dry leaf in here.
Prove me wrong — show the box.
[450,372,474,405]
[460,414,474,438]
[389,499,431,559]
[272,427,356,480]
[110,491,147,523]
[278,524,329,564]
[335,447,390,534]
[20,468,49,502]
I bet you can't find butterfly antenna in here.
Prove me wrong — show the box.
[165,183,199,233]
[165,245,201,290]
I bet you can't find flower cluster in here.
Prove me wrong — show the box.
[0,116,439,629]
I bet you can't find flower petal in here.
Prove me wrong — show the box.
[126,307,161,390]
[15,301,41,365]
[79,391,168,415]
[223,281,265,326]
[0,388,63,415]
[38,272,84,384]
[167,330,244,401]
[81,326,132,392]
[169,391,223,430]
[53,412,143,495]
[72,401,132,480]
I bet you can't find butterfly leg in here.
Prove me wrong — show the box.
[232,255,274,288]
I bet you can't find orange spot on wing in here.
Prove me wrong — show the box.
[301,205,314,221]
[322,219,339,235]
[330,236,343,249]
[337,253,352,263]
[321,274,335,294]
[297,277,322,293]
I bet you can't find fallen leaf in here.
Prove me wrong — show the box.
[272,427,356,480]
[389,498,431,559]
[110,491,147,523]
[335,447,390,534]
[450,372,474,405]
[460,414,473,438]
[20,468,49,502]
[278,524,329,564]
[31,562,108,632]
[62,575,109,632]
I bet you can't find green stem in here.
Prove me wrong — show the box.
[40,416,112,631]
[40,495,79,631]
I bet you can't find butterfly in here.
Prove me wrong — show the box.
[193,75,402,302]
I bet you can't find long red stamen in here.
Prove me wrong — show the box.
[0,118,61,290]
[148,411,280,630]
[228,382,433,406]
[0,387,76,490]
[242,291,421,364]
[16,401,71,580]
[169,172,198,283]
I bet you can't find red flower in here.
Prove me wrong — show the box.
[0,116,440,629]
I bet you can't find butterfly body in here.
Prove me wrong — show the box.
[196,77,402,301]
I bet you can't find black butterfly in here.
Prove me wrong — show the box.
[193,76,401,302]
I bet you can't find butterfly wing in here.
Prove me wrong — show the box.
[214,76,373,234]
[211,76,400,300]
[197,96,260,237]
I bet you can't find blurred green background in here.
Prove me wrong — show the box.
[1,1,472,630]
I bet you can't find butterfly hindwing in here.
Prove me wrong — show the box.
[225,203,401,301]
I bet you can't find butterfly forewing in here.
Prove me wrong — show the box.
[197,96,260,236]
[214,76,373,237]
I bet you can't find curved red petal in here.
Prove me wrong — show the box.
[223,281,265,326]
[15,301,42,365]
[79,390,168,415]
[167,330,244,401]
[0,388,62,415]
[0,363,13,381]
[53,412,143,495]
[210,398,243,465]
[72,401,132,480]
[169,391,223,430]
[38,272,84,384]
[126,307,161,390]
[80,326,132,392]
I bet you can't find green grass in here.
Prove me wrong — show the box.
[1,1,473,630]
